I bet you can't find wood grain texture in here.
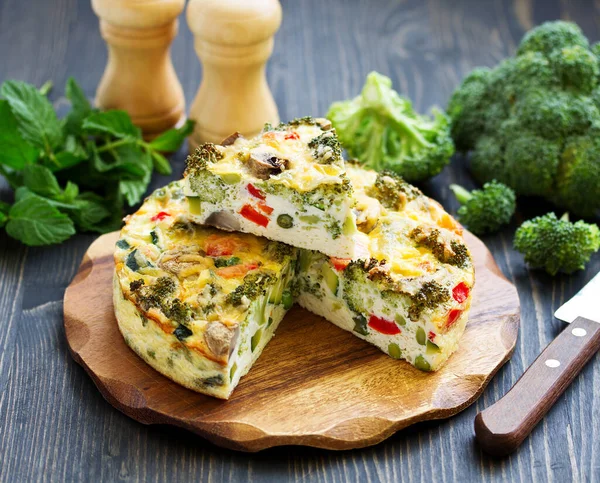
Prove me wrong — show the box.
[1,0,600,480]
[63,231,519,452]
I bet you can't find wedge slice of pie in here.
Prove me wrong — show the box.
[182,117,358,258]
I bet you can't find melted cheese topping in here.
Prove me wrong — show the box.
[346,163,463,237]
[207,124,345,192]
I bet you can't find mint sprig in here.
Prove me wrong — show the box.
[0,78,194,246]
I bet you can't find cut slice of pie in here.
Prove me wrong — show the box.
[295,214,474,371]
[182,117,359,258]
[295,164,475,371]
[113,181,298,399]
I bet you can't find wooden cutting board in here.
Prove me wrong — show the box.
[64,231,519,452]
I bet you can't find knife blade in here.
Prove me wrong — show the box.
[475,273,600,457]
[554,271,600,323]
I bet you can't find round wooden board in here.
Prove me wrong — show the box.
[64,231,519,452]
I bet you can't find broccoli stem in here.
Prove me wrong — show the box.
[449,184,473,204]
[390,114,432,149]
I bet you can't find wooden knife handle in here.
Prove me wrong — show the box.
[475,316,600,457]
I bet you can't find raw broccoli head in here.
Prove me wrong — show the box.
[327,72,454,183]
[450,181,516,235]
[514,212,600,275]
[448,21,600,217]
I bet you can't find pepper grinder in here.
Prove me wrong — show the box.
[91,0,186,138]
[186,0,282,150]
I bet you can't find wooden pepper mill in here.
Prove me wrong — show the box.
[91,0,186,138]
[186,0,282,150]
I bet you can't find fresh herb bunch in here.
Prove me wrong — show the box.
[0,78,194,246]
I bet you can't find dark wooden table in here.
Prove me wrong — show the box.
[1,0,599,481]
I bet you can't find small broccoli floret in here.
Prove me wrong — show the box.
[263,240,296,263]
[509,53,558,95]
[308,131,342,164]
[367,171,421,210]
[408,281,450,321]
[130,276,177,311]
[279,117,318,129]
[555,134,600,217]
[469,136,506,184]
[184,144,229,202]
[514,212,600,275]
[226,272,276,306]
[450,181,516,235]
[516,90,598,139]
[449,21,600,216]
[164,299,191,324]
[342,259,397,314]
[409,227,470,268]
[550,45,599,93]
[327,71,454,182]
[501,131,561,196]
[184,143,224,176]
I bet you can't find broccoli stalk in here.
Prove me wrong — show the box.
[449,181,516,235]
[327,72,454,183]
[514,212,600,275]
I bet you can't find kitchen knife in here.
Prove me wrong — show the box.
[475,272,600,456]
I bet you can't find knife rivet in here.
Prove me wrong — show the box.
[572,328,587,337]
[545,359,560,368]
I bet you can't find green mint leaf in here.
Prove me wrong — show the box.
[90,143,151,182]
[64,135,88,157]
[50,150,87,172]
[88,187,124,233]
[14,186,77,210]
[14,186,35,203]
[60,181,79,203]
[148,119,195,152]
[0,100,39,170]
[150,150,172,175]
[22,164,61,197]
[119,150,152,206]
[82,110,141,139]
[39,81,53,96]
[6,195,75,246]
[69,192,111,232]
[0,80,62,151]
[64,78,92,136]
[120,178,149,207]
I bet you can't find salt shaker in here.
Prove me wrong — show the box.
[91,0,186,138]
[186,0,282,149]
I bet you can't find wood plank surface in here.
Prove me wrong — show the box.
[0,0,599,481]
